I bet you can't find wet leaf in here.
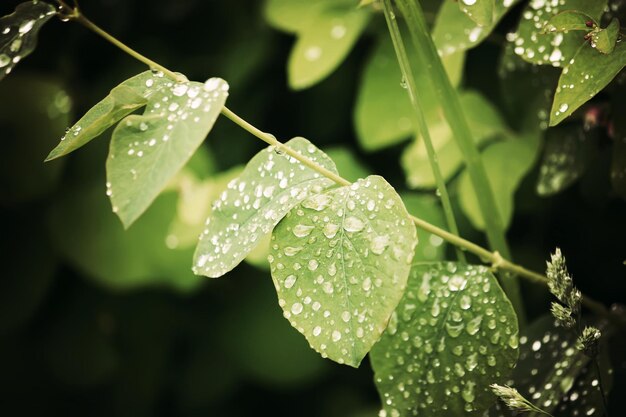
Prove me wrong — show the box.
[401,91,507,189]
[266,0,370,89]
[370,262,519,417]
[550,42,626,126]
[590,18,620,55]
[486,316,612,417]
[269,175,417,367]
[544,10,596,33]
[0,1,56,82]
[46,71,170,161]
[193,137,338,278]
[47,185,202,292]
[511,0,606,67]
[107,77,229,228]
[458,0,495,27]
[433,0,520,57]
[459,135,539,230]
[537,125,587,196]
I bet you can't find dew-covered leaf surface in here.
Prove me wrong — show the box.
[370,262,519,417]
[433,0,520,57]
[269,175,417,367]
[459,136,539,230]
[550,42,626,126]
[265,0,369,90]
[510,0,606,67]
[193,137,338,278]
[536,125,587,196]
[484,316,613,417]
[46,71,170,161]
[107,76,229,228]
[401,91,507,189]
[0,1,55,82]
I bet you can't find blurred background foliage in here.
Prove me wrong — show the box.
[0,0,625,416]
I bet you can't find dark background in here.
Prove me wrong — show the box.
[1,1,625,416]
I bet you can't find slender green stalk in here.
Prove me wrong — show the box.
[381,0,465,263]
[391,0,525,320]
[56,2,626,330]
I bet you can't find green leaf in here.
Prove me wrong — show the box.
[193,137,338,278]
[401,193,447,262]
[590,18,620,54]
[543,10,596,33]
[265,0,370,89]
[47,184,203,293]
[458,0,495,27]
[0,1,56,82]
[550,42,626,126]
[370,262,519,417]
[287,4,370,89]
[458,136,539,231]
[511,0,606,67]
[401,91,507,189]
[354,37,419,151]
[536,125,587,196]
[107,77,229,228]
[46,71,170,161]
[433,0,520,57]
[269,175,417,367]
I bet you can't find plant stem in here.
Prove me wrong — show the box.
[391,0,526,321]
[381,0,465,263]
[60,4,626,331]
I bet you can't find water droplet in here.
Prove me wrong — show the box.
[293,224,314,238]
[18,20,34,34]
[332,330,342,342]
[371,235,390,254]
[344,216,364,233]
[465,315,482,335]
[284,274,297,289]
[291,302,303,315]
[313,326,322,336]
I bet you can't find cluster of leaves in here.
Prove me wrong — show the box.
[1,1,624,417]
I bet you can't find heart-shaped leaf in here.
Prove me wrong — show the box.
[0,1,56,82]
[269,175,417,367]
[370,262,519,417]
[107,77,229,228]
[543,10,596,33]
[193,137,338,278]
